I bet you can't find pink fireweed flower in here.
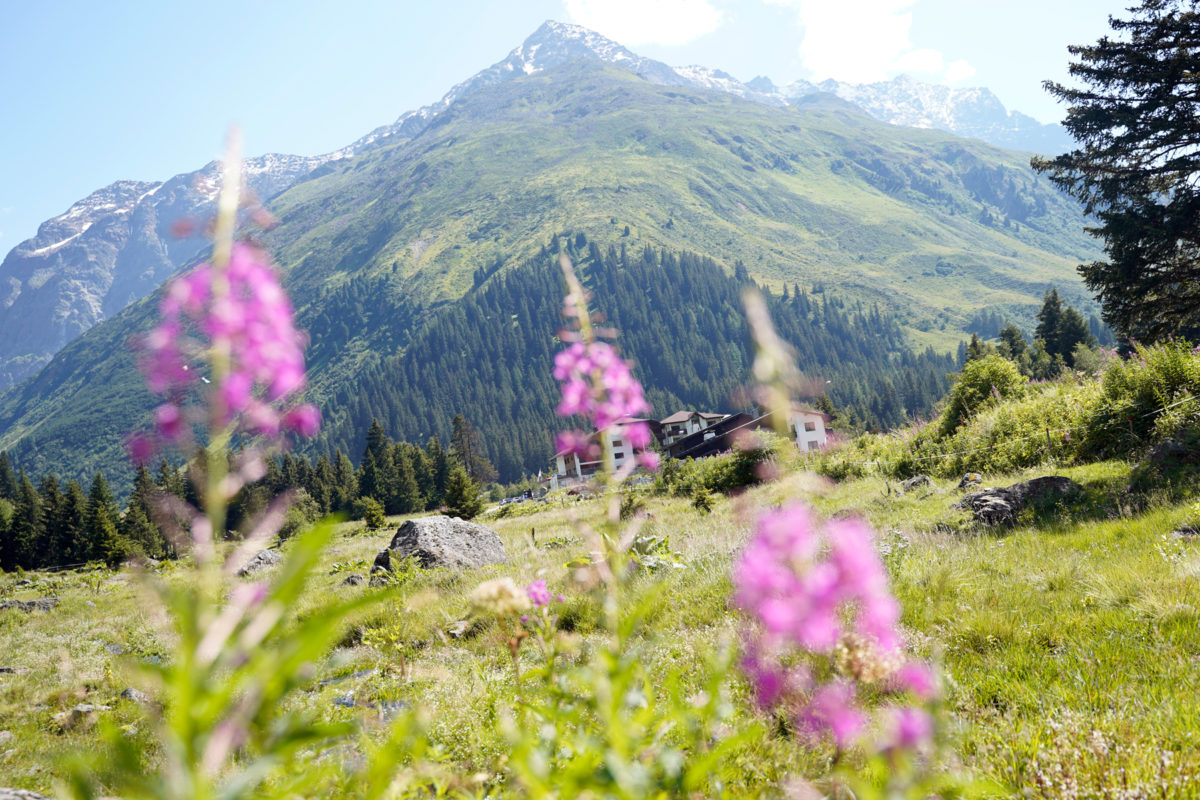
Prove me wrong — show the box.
[527,579,552,608]
[880,706,934,753]
[734,502,930,751]
[552,336,656,471]
[799,680,867,748]
[138,241,317,442]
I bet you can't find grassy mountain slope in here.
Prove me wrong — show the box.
[266,61,1098,335]
[0,60,1101,486]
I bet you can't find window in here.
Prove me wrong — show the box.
[804,421,816,432]
[611,439,623,448]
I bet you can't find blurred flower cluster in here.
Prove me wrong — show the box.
[137,240,318,454]
[735,502,937,753]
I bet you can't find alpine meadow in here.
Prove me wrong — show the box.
[2,4,1200,798]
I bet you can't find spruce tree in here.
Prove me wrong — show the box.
[1033,0,1200,339]
[60,481,91,565]
[35,473,63,568]
[86,473,127,567]
[450,414,497,485]
[0,452,17,502]
[6,472,41,571]
[443,464,483,520]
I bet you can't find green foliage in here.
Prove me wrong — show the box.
[442,465,482,520]
[938,354,1027,436]
[67,520,383,800]
[278,489,322,541]
[361,497,385,530]
[1077,340,1200,460]
[1035,0,1200,341]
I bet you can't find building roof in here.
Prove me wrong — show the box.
[660,410,728,425]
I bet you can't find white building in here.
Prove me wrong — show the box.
[789,407,831,451]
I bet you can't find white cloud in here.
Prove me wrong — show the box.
[767,0,974,85]
[563,0,724,47]
[943,59,976,83]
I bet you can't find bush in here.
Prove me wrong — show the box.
[938,354,1027,435]
[1078,340,1200,459]
[277,489,322,541]
[361,497,386,530]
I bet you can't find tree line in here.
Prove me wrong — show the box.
[302,233,960,479]
[0,417,491,573]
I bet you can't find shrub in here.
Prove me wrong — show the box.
[938,354,1027,436]
[361,497,386,529]
[277,489,321,541]
[1078,340,1200,459]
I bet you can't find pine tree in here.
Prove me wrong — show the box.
[60,480,91,565]
[86,473,127,567]
[35,473,63,568]
[443,464,482,520]
[0,452,17,502]
[450,414,497,485]
[1033,0,1200,340]
[5,472,41,571]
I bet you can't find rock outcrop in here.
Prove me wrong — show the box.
[957,476,1081,525]
[372,515,507,573]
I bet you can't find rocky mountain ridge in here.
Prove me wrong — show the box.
[0,19,1073,391]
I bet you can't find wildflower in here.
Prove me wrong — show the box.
[138,241,317,443]
[734,502,929,750]
[470,577,532,617]
[880,706,934,752]
[799,680,866,748]
[527,579,552,608]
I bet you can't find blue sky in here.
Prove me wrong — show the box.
[0,0,1126,248]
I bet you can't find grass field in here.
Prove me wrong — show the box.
[2,457,1199,797]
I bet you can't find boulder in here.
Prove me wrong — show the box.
[372,515,507,573]
[957,472,984,490]
[957,475,1081,525]
[236,548,283,577]
[900,474,933,491]
[121,687,151,704]
[341,574,365,587]
[0,598,58,613]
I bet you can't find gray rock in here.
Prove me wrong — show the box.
[0,731,11,746]
[900,474,933,491]
[120,687,151,704]
[957,475,1081,525]
[0,789,51,800]
[372,515,506,572]
[957,472,984,490]
[0,598,58,613]
[236,548,283,577]
[1147,439,1194,465]
[340,574,365,587]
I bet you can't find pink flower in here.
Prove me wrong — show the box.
[555,430,591,456]
[890,661,938,701]
[527,580,551,608]
[799,681,866,748]
[552,338,650,449]
[637,451,660,471]
[881,706,934,752]
[137,242,317,443]
[155,403,187,442]
[282,404,321,437]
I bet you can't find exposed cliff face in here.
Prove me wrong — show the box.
[0,153,338,389]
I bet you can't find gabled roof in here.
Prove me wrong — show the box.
[660,410,727,424]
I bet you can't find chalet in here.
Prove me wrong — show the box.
[658,410,727,447]
[665,412,761,460]
[788,406,831,451]
[547,417,662,489]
